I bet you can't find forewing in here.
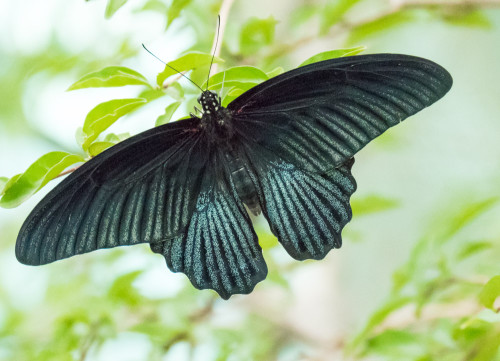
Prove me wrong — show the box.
[16,118,209,265]
[150,150,267,299]
[229,54,452,172]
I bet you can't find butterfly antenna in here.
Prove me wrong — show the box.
[206,15,221,91]
[142,43,204,92]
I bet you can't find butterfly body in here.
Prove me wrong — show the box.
[197,91,234,141]
[195,90,261,215]
[222,148,262,216]
[16,54,453,299]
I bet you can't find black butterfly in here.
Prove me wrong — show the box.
[16,53,452,299]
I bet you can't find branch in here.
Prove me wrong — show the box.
[209,0,235,75]
[79,321,100,361]
[188,296,216,322]
[344,0,500,33]
[397,0,500,7]
[50,0,500,182]
[272,0,500,59]
[373,299,483,335]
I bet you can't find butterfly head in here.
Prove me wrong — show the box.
[197,90,233,141]
[198,90,222,116]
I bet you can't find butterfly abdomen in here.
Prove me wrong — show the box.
[222,150,261,216]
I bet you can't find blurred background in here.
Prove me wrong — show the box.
[1,0,500,360]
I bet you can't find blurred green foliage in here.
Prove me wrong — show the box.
[349,197,500,360]
[0,152,84,209]
[1,0,500,360]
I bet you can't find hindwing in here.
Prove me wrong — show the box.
[150,149,267,299]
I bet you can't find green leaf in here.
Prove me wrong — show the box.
[0,152,85,208]
[479,276,500,311]
[432,197,498,242]
[165,82,185,100]
[107,270,143,307]
[67,66,150,90]
[155,101,182,126]
[455,322,500,361]
[0,177,8,195]
[87,141,116,157]
[456,241,493,261]
[203,66,269,91]
[455,317,493,344]
[440,9,491,29]
[156,52,224,87]
[472,333,500,361]
[220,87,239,107]
[351,194,399,216]
[190,65,213,89]
[239,16,278,56]
[290,4,318,28]
[320,0,362,34]
[139,0,168,14]
[364,297,411,332]
[104,132,130,142]
[365,330,425,358]
[138,88,166,102]
[221,84,258,106]
[258,231,279,250]
[0,174,21,197]
[347,296,411,352]
[75,127,85,147]
[167,0,192,29]
[132,322,185,344]
[266,67,284,78]
[299,46,366,67]
[81,98,147,152]
[85,133,128,157]
[348,11,415,44]
[105,0,128,18]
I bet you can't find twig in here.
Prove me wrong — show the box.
[270,0,500,60]
[343,0,500,31]
[400,0,500,7]
[162,332,189,352]
[47,0,500,182]
[209,0,235,75]
[162,72,185,89]
[79,322,100,361]
[188,296,216,322]
[54,165,83,179]
[367,299,483,339]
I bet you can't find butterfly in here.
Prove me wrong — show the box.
[15,53,452,299]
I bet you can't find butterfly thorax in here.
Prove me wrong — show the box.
[196,91,261,215]
[197,91,233,142]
